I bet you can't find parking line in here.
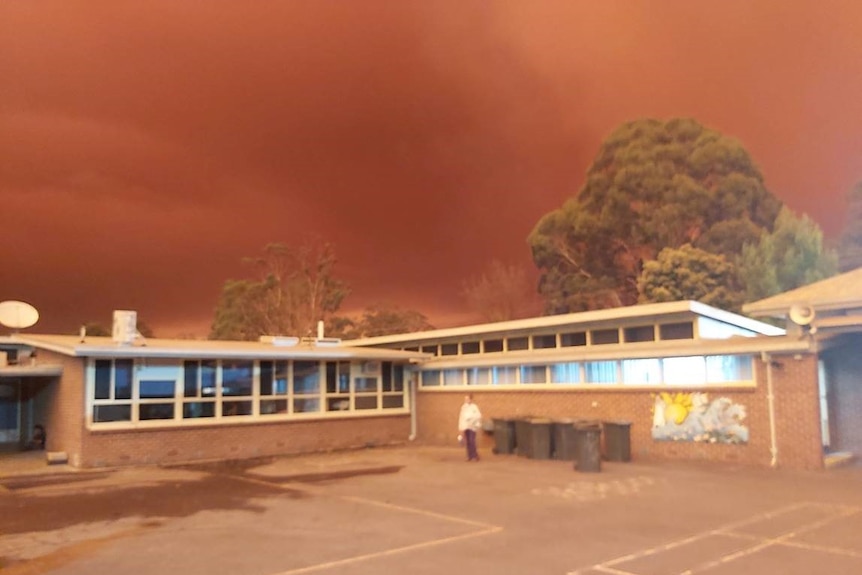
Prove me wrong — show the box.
[569,502,860,575]
[234,473,505,574]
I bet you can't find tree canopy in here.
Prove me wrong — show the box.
[529,118,783,313]
[210,242,350,340]
[638,244,744,311]
[332,304,434,339]
[838,181,862,272]
[737,206,837,301]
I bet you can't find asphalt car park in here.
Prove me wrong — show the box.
[1,446,861,575]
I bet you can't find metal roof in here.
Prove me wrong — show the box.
[345,300,784,347]
[743,267,862,317]
[12,334,430,362]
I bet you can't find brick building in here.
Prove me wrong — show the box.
[1,268,860,470]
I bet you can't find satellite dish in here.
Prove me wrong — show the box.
[0,300,40,330]
[788,304,816,326]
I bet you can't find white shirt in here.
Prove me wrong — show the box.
[458,402,482,432]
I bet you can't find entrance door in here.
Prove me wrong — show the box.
[0,381,20,445]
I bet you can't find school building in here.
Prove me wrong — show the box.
[1,267,860,470]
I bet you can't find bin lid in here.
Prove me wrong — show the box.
[604,420,632,426]
[575,420,602,429]
[529,418,553,424]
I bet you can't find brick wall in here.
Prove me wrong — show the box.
[415,354,825,470]
[32,349,86,465]
[80,415,410,468]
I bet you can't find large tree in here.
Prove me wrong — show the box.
[738,206,838,301]
[210,242,350,340]
[461,260,542,322]
[529,118,782,313]
[638,244,744,311]
[837,181,862,272]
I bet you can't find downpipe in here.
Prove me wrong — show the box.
[408,372,418,441]
[762,351,778,468]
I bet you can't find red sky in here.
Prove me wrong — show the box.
[2,1,861,337]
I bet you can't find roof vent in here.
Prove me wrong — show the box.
[112,310,137,345]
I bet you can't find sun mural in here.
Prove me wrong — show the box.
[651,392,749,444]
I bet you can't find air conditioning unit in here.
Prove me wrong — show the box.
[112,310,137,345]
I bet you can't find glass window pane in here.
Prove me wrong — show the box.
[261,399,288,415]
[443,369,462,386]
[393,364,404,391]
[274,361,289,394]
[139,403,174,420]
[520,365,547,384]
[421,345,438,356]
[584,361,617,383]
[491,366,517,385]
[355,377,378,392]
[624,325,655,343]
[294,398,320,413]
[115,359,133,400]
[261,361,274,395]
[440,343,458,356]
[621,358,661,385]
[551,363,581,384]
[94,360,111,399]
[532,335,556,349]
[466,367,490,386]
[507,337,529,351]
[560,332,586,347]
[664,356,706,385]
[183,402,215,418]
[202,361,217,397]
[355,396,378,410]
[660,322,694,340]
[140,380,176,399]
[327,397,351,411]
[184,362,199,397]
[591,329,619,345]
[422,370,440,387]
[223,401,252,416]
[293,361,320,394]
[222,361,253,396]
[382,361,393,392]
[483,339,504,353]
[94,404,130,422]
[382,395,404,409]
[461,341,480,354]
[706,355,753,382]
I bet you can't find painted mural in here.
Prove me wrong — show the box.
[651,392,749,444]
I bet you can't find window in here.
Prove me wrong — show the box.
[560,332,586,347]
[422,370,441,387]
[466,367,490,385]
[381,362,405,409]
[663,356,706,385]
[507,337,529,351]
[520,365,547,384]
[325,360,351,412]
[584,361,617,383]
[354,377,378,410]
[261,360,289,416]
[137,362,180,421]
[532,335,557,349]
[491,366,517,385]
[706,355,752,382]
[461,341,480,354]
[293,361,321,413]
[222,361,253,397]
[551,363,581,384]
[483,339,504,353]
[660,322,694,340]
[591,329,619,345]
[621,358,661,385]
[183,360,217,419]
[624,325,655,343]
[441,343,458,356]
[421,345,439,356]
[443,369,463,386]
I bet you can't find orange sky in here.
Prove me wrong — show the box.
[1,1,861,336]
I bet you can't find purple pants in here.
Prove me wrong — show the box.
[464,429,479,461]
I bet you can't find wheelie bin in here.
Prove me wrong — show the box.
[574,420,602,472]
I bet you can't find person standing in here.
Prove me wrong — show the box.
[458,394,482,462]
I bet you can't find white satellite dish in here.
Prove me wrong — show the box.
[0,300,40,330]
[788,304,816,326]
